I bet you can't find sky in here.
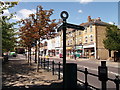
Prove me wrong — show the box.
[2,0,120,2]
[1,1,119,26]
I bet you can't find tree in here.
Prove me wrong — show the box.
[103,25,120,61]
[18,5,61,70]
[0,1,18,53]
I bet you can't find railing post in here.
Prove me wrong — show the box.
[41,58,43,68]
[52,61,54,75]
[85,68,88,90]
[47,58,49,71]
[44,58,45,69]
[58,62,61,80]
[114,75,120,90]
[40,57,41,65]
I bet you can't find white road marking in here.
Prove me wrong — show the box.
[77,65,120,76]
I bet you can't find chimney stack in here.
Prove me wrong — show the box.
[97,17,101,21]
[88,16,91,22]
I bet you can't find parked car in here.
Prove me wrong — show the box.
[9,52,17,57]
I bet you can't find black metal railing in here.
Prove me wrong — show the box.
[40,57,63,80]
[77,68,120,90]
[39,57,120,90]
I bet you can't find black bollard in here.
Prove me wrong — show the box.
[65,63,77,89]
[98,61,108,90]
[85,68,88,90]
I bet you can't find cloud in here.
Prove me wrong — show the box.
[0,9,11,17]
[78,10,83,13]
[109,22,115,25]
[12,9,36,20]
[76,0,94,4]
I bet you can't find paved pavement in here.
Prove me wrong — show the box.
[2,54,63,89]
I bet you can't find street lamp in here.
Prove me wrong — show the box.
[58,11,85,89]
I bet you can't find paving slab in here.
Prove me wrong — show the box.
[2,54,63,89]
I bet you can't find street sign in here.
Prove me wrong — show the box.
[58,11,85,89]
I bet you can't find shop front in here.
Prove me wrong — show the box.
[83,47,95,58]
[75,46,83,58]
[66,47,72,58]
[55,47,61,57]
[48,49,55,57]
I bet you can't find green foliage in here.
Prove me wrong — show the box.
[103,25,120,51]
[0,1,18,52]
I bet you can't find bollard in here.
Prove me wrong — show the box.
[58,62,61,80]
[98,61,108,90]
[52,61,54,75]
[85,68,88,90]
[65,63,77,89]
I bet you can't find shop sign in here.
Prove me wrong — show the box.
[75,46,83,49]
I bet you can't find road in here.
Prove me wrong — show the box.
[31,55,120,89]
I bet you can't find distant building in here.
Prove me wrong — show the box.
[80,16,109,59]
[58,16,112,60]
[40,16,115,60]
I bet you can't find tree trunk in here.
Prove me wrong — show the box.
[35,43,37,63]
[29,47,31,65]
[36,42,40,72]
[28,47,30,64]
[118,50,120,62]
[109,49,111,57]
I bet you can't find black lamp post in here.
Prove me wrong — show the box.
[58,11,85,89]
[60,12,68,89]
[74,29,76,60]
